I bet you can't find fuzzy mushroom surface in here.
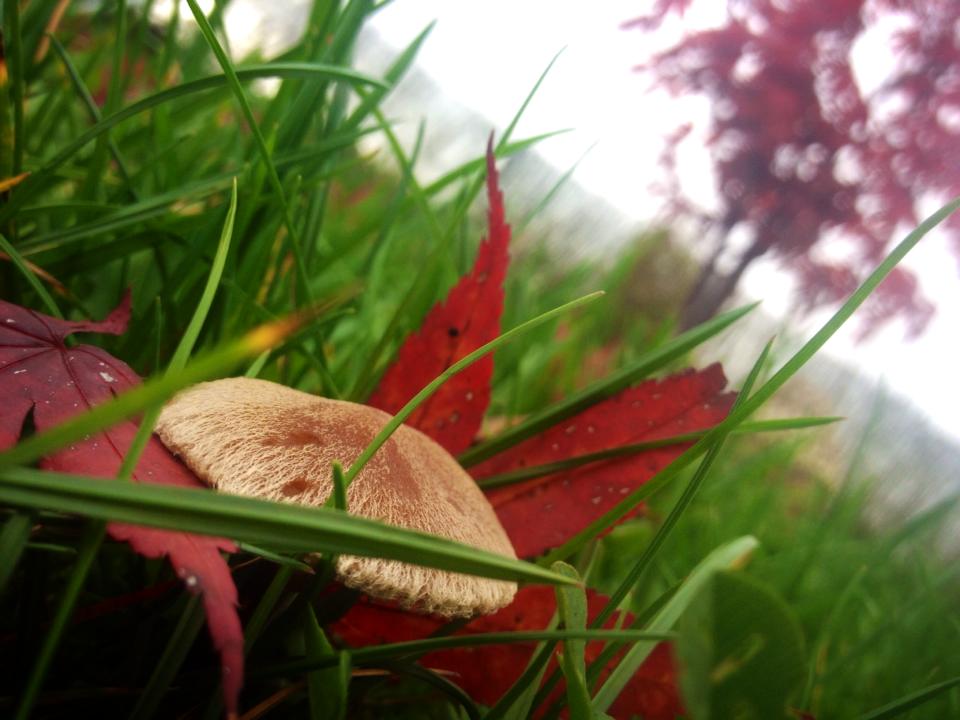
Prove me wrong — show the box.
[156,377,517,617]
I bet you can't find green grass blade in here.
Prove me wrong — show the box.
[500,49,564,154]
[0,63,384,223]
[342,291,605,486]
[3,0,24,175]
[342,20,435,132]
[0,467,578,587]
[0,232,62,318]
[553,562,596,720]
[366,106,442,242]
[0,511,33,593]
[592,338,772,629]
[859,676,960,720]
[421,131,573,199]
[477,416,840,490]
[184,0,312,303]
[459,302,758,467]
[535,342,773,716]
[517,140,594,235]
[493,641,557,720]
[167,178,237,372]
[245,565,294,653]
[48,35,138,199]
[235,542,313,572]
[303,605,345,720]
[591,536,759,713]
[14,521,106,720]
[117,179,238,480]
[256,629,675,676]
[128,596,206,720]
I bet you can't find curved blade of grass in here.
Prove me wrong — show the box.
[184,0,311,303]
[0,63,384,223]
[19,176,235,253]
[477,416,840,490]
[236,542,313,573]
[580,343,770,714]
[421,131,574,199]
[367,105,442,243]
[81,0,128,200]
[438,50,566,260]
[3,0,24,176]
[0,232,62,318]
[381,659,483,720]
[459,301,758,467]
[14,521,106,720]
[535,343,773,716]
[112,181,238,719]
[167,178,237,372]
[540,194,960,566]
[0,467,577,587]
[256,629,675,677]
[128,596,206,720]
[517,141,597,236]
[0,511,32,593]
[595,338,772,628]
[48,37,137,198]
[553,562,595,720]
[342,291,605,486]
[343,21,435,131]
[303,605,343,720]
[591,536,759,713]
[859,676,960,720]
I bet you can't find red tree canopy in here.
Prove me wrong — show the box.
[629,0,960,337]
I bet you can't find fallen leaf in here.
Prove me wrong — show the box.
[472,365,735,558]
[0,295,243,716]
[332,587,684,719]
[367,137,510,455]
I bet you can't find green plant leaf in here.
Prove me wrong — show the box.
[591,535,759,713]
[553,562,607,720]
[677,571,806,720]
[0,467,577,588]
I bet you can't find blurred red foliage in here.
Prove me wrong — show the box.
[627,0,960,338]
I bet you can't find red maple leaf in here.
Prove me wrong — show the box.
[366,136,510,455]
[333,587,684,720]
[0,295,243,717]
[334,140,734,718]
[474,365,734,558]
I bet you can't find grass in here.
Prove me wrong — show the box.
[1,2,959,718]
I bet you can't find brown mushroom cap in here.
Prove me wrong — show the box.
[156,377,517,617]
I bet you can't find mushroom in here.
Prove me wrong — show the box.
[156,377,517,617]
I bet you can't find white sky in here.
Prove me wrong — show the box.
[361,0,960,442]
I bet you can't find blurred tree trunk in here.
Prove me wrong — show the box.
[679,241,766,330]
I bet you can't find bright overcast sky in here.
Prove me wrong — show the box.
[361,0,960,441]
[192,0,960,440]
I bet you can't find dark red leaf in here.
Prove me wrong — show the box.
[471,365,735,558]
[0,296,243,716]
[332,588,684,719]
[367,138,510,454]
